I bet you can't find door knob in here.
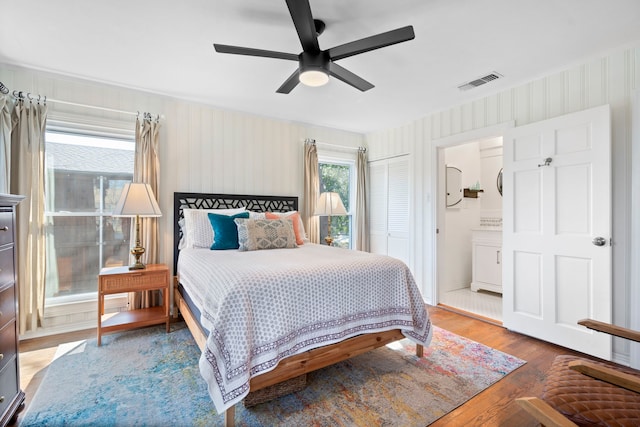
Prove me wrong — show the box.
[592,237,607,246]
[537,157,553,167]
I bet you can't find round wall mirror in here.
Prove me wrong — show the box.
[446,166,463,207]
[497,168,503,196]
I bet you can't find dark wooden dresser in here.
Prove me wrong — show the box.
[0,194,24,427]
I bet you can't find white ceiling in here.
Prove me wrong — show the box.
[1,0,639,134]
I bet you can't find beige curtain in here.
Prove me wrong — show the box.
[303,139,320,243]
[0,95,12,193]
[10,99,48,334]
[129,115,161,309]
[355,147,369,251]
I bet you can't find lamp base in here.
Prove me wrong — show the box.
[129,246,146,270]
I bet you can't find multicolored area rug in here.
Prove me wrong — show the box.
[20,323,525,427]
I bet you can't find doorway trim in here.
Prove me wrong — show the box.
[429,121,514,306]
[631,90,640,369]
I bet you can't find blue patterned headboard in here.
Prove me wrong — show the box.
[172,192,298,273]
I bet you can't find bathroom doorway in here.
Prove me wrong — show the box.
[437,137,503,322]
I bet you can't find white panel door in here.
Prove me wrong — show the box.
[502,105,612,359]
[369,161,388,255]
[368,156,410,267]
[387,158,410,266]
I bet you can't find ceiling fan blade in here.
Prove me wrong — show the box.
[214,44,298,61]
[276,69,301,94]
[285,0,319,52]
[328,62,374,92]
[327,26,415,61]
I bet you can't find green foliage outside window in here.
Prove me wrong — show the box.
[319,163,351,247]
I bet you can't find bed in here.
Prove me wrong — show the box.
[173,192,432,425]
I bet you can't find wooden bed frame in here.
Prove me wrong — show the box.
[172,192,423,426]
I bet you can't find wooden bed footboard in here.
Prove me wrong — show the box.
[174,281,424,426]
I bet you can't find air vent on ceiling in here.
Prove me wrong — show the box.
[458,72,503,91]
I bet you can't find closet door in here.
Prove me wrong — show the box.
[369,156,411,268]
[387,158,410,265]
[369,161,388,255]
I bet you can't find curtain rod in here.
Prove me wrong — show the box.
[11,90,161,120]
[305,138,366,152]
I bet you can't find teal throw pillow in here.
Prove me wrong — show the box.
[208,211,250,250]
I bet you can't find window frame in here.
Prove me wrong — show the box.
[317,155,357,249]
[43,114,135,306]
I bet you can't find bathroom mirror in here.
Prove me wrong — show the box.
[446,166,462,207]
[497,168,503,196]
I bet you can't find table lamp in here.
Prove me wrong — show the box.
[112,182,162,269]
[314,192,347,246]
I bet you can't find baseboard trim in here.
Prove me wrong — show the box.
[436,303,504,327]
[19,295,128,340]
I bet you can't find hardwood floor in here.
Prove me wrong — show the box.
[10,328,96,427]
[428,305,591,427]
[10,306,590,426]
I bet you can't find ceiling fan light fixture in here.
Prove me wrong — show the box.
[299,69,329,87]
[213,0,414,94]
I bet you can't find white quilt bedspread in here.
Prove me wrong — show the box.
[178,244,432,413]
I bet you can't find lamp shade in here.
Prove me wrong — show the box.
[112,182,162,217]
[314,192,347,216]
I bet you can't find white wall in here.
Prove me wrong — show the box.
[441,143,481,293]
[366,45,640,361]
[478,138,503,220]
[162,103,362,264]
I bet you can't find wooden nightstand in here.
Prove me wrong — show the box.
[97,264,170,346]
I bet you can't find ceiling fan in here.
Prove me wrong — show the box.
[213,0,415,94]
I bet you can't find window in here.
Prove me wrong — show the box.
[318,160,354,249]
[44,131,134,303]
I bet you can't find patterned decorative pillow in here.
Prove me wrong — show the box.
[265,211,304,245]
[183,207,246,248]
[234,218,298,251]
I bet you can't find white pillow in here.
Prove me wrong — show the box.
[182,207,246,248]
[248,211,266,220]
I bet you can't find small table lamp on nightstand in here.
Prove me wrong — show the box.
[112,182,162,270]
[314,191,347,246]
